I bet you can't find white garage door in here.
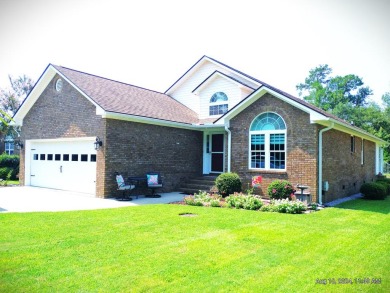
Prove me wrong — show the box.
[29,139,97,195]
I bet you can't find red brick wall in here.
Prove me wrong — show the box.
[230,93,319,201]
[322,130,376,202]
[103,119,203,197]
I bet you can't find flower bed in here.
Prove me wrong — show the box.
[184,191,309,214]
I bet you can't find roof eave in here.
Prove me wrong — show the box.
[314,118,387,145]
[102,111,223,131]
[165,56,261,95]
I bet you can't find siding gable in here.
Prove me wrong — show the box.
[196,75,249,119]
[168,58,257,119]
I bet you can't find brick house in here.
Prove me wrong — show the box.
[12,56,386,204]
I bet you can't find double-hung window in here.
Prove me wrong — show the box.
[249,112,286,170]
[209,92,228,116]
[4,136,14,155]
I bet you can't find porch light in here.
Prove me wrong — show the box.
[15,140,24,150]
[94,137,103,150]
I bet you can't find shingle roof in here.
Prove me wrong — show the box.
[52,65,200,125]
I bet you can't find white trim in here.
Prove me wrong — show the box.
[202,130,225,174]
[361,138,364,165]
[248,112,287,171]
[166,56,261,95]
[225,121,231,172]
[193,71,254,95]
[28,137,96,143]
[316,118,385,145]
[318,123,334,205]
[223,86,327,122]
[376,145,384,174]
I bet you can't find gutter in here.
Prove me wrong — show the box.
[225,121,232,172]
[318,122,334,205]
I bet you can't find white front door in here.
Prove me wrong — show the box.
[29,139,97,195]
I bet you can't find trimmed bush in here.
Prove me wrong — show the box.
[376,179,390,196]
[0,154,19,180]
[267,180,295,199]
[360,183,387,200]
[215,173,242,197]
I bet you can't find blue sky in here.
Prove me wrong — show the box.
[1,0,389,105]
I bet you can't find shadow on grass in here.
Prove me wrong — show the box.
[334,196,390,214]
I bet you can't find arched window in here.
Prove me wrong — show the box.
[209,92,228,115]
[249,112,286,170]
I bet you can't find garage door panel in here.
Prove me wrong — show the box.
[30,140,97,195]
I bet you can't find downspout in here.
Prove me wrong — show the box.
[318,122,334,205]
[225,121,231,173]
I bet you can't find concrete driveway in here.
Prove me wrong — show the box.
[0,186,186,213]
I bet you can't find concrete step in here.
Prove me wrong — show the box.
[182,183,215,189]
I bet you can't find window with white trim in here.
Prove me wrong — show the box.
[4,136,14,155]
[209,92,228,116]
[250,112,286,170]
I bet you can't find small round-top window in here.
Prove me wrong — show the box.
[55,78,63,92]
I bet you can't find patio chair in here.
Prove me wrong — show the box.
[146,172,163,198]
[115,172,136,201]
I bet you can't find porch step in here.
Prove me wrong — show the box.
[179,175,217,195]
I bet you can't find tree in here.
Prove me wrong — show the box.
[297,65,390,163]
[0,75,34,116]
[296,65,373,114]
[0,75,34,137]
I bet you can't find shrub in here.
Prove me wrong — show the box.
[184,191,222,207]
[226,193,263,210]
[215,173,242,197]
[0,154,19,180]
[265,199,307,214]
[376,179,390,195]
[260,204,278,212]
[267,180,295,199]
[184,195,203,206]
[360,183,387,200]
[0,167,14,180]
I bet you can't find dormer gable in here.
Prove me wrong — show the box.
[192,71,255,119]
[165,56,260,120]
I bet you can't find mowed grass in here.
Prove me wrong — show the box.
[1,198,389,292]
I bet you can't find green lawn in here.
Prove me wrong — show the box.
[0,180,19,186]
[1,198,389,292]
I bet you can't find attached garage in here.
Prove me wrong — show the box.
[25,138,97,195]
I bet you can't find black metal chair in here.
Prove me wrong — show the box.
[146,172,163,198]
[115,172,136,201]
